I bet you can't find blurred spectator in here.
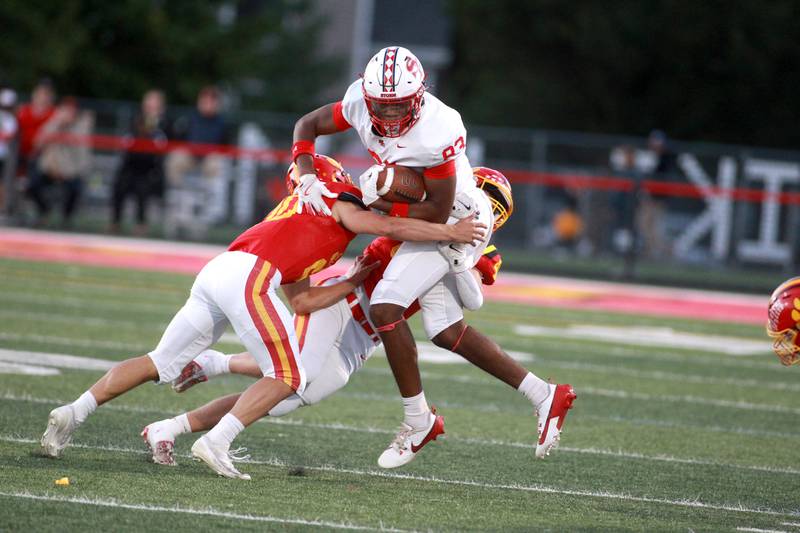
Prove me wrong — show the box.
[610,145,639,254]
[552,192,584,248]
[110,89,170,235]
[166,85,229,187]
[27,97,94,228]
[0,88,19,211]
[637,129,676,258]
[16,79,55,178]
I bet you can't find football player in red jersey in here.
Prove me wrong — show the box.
[767,277,800,365]
[41,154,485,480]
[141,168,575,467]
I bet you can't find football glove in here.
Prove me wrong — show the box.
[294,174,337,216]
[437,241,470,273]
[357,164,384,206]
[451,191,479,220]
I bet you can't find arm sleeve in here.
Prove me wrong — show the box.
[454,269,484,311]
[332,101,351,132]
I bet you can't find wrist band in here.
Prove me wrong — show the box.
[291,140,315,162]
[389,202,409,217]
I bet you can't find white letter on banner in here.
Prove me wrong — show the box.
[673,154,736,260]
[737,159,800,264]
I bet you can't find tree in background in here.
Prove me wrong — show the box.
[0,0,341,112]
[446,0,800,148]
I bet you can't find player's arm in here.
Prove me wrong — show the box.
[281,257,380,315]
[452,247,502,311]
[334,200,484,244]
[369,174,456,224]
[293,103,350,176]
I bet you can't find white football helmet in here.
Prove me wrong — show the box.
[362,46,426,138]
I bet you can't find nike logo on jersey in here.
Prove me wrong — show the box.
[397,144,407,148]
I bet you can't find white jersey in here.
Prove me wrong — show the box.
[340,80,476,195]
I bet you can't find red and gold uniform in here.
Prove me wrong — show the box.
[229,182,363,284]
[147,184,364,395]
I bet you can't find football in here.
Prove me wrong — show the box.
[376,165,426,203]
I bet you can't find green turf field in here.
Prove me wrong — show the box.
[0,257,797,532]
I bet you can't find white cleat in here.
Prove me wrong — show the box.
[535,383,577,459]
[41,405,77,458]
[141,421,177,466]
[191,435,251,480]
[378,409,445,469]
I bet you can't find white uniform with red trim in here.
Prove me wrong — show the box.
[340,80,475,194]
[338,80,493,311]
[268,277,378,416]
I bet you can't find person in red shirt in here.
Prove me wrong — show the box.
[15,80,55,177]
[40,154,485,481]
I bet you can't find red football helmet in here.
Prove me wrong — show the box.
[766,276,800,366]
[362,46,426,138]
[286,154,353,194]
[473,167,514,231]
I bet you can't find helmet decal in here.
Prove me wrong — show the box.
[382,47,399,92]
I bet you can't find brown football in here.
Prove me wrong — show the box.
[376,165,426,203]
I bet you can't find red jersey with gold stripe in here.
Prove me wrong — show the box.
[228,183,364,284]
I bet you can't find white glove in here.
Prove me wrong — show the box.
[437,241,470,273]
[357,164,385,206]
[451,191,479,219]
[295,174,337,216]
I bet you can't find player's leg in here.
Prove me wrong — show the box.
[372,193,493,468]
[369,242,451,468]
[173,295,344,392]
[426,276,576,458]
[144,344,354,466]
[41,259,229,458]
[190,257,305,480]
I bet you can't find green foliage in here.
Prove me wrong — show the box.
[446,0,800,147]
[0,0,341,110]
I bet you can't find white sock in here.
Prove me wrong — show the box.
[173,413,192,435]
[518,372,551,408]
[194,349,231,378]
[402,391,430,429]
[205,413,244,447]
[71,391,97,424]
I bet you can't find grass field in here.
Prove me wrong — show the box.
[0,257,798,532]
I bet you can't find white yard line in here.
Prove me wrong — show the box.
[0,332,149,352]
[0,362,60,376]
[0,309,167,330]
[0,491,412,531]
[0,436,796,519]
[2,392,799,477]
[736,527,789,533]
[3,291,172,314]
[0,349,117,371]
[578,387,800,415]
[515,324,770,356]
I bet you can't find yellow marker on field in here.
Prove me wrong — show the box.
[55,477,70,486]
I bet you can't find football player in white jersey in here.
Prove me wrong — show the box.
[289,47,575,467]
[142,168,574,467]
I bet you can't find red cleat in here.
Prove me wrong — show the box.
[171,361,208,393]
[535,384,577,458]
